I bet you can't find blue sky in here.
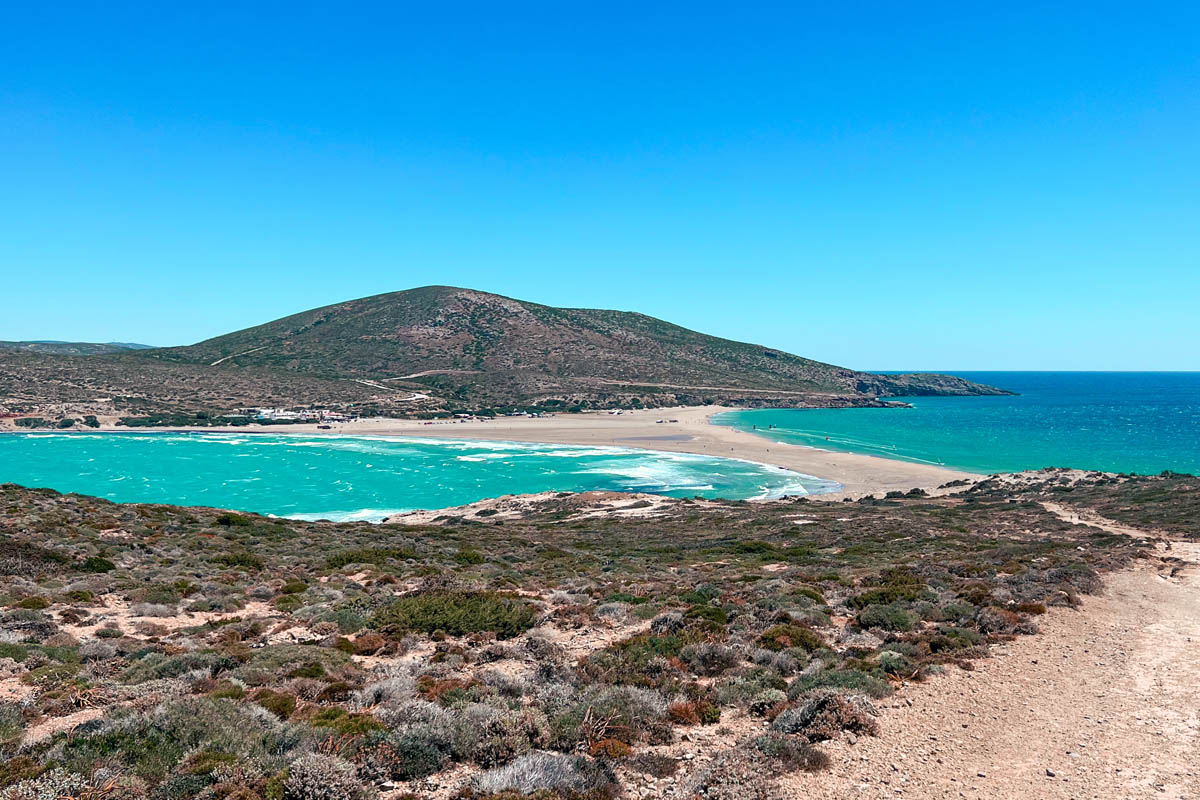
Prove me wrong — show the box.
[2,2,1197,370]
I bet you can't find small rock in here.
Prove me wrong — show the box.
[1046,769,1056,778]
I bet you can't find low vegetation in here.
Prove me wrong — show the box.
[0,469,1182,799]
[0,287,1009,425]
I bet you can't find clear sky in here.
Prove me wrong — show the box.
[3,2,1197,370]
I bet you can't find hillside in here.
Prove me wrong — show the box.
[0,349,395,422]
[0,469,1173,798]
[144,286,1009,407]
[0,340,153,356]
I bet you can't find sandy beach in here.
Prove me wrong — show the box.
[34,405,978,498]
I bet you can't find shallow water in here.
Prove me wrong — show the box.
[716,372,1200,476]
[0,432,839,521]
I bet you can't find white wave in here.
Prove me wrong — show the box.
[283,508,412,523]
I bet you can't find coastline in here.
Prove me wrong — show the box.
[2,406,978,498]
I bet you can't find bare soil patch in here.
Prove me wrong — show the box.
[778,543,1200,799]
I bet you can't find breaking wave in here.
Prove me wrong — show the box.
[2,431,842,521]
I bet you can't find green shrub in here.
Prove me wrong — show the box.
[211,551,265,571]
[309,606,367,634]
[756,624,824,652]
[578,632,690,686]
[680,642,740,676]
[326,547,416,569]
[121,651,236,684]
[549,685,667,749]
[181,748,238,775]
[788,669,892,699]
[80,556,116,573]
[13,596,50,610]
[605,592,649,605]
[206,681,246,700]
[929,626,982,652]
[791,586,826,604]
[56,697,305,782]
[370,591,536,639]
[770,692,879,741]
[0,642,29,661]
[453,548,485,565]
[684,604,728,627]
[140,584,182,605]
[287,661,326,679]
[309,707,386,736]
[0,754,43,787]
[877,649,916,676]
[751,732,831,772]
[40,645,80,664]
[847,585,924,609]
[22,663,80,687]
[713,668,787,707]
[362,731,448,781]
[941,600,977,623]
[856,603,919,632]
[0,701,25,752]
[254,689,297,719]
[237,645,354,686]
[273,594,305,612]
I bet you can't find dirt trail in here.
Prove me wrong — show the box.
[779,537,1200,799]
[1041,501,1156,538]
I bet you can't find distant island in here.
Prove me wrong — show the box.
[0,286,1008,426]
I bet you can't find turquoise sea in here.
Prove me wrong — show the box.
[0,432,838,521]
[715,372,1200,476]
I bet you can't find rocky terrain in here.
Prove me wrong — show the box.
[0,468,1191,799]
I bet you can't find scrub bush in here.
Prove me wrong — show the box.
[283,754,374,800]
[756,623,824,652]
[770,691,878,741]
[787,669,892,699]
[856,603,919,632]
[473,751,617,798]
[371,591,536,639]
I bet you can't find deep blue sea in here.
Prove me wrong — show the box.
[715,372,1200,476]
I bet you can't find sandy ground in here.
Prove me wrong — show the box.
[47,406,977,498]
[779,531,1200,799]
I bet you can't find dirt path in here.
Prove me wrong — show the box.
[1041,501,1156,538]
[779,542,1200,799]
